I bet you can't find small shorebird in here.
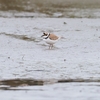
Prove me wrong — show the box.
[41,32,60,49]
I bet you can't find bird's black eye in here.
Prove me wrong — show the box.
[43,32,45,35]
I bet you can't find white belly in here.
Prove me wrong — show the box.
[43,38,59,44]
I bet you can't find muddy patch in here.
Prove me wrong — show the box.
[58,78,100,83]
[0,78,100,90]
[0,0,100,18]
[0,79,44,90]
[0,32,40,42]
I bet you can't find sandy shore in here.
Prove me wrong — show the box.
[0,18,100,100]
[0,18,100,80]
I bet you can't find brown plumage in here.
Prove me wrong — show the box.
[49,33,59,40]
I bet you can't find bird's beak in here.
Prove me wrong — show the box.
[41,33,46,37]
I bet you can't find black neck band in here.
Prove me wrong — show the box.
[45,33,50,39]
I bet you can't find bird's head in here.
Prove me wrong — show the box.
[41,32,49,39]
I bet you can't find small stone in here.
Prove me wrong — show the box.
[63,22,67,24]
[8,57,10,59]
[64,59,66,61]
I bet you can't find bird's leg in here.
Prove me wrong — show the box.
[51,44,53,49]
[49,44,54,49]
[49,44,51,49]
[49,44,53,49]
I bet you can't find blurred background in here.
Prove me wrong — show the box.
[0,0,100,18]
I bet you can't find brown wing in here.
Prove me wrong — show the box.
[49,33,59,40]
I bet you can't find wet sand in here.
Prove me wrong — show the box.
[0,17,100,99]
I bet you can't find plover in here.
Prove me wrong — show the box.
[41,32,60,49]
